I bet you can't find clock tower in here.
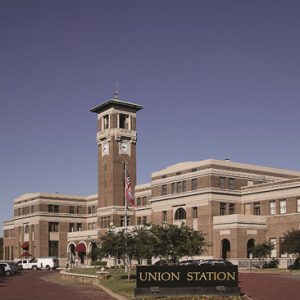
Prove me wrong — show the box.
[90,92,143,230]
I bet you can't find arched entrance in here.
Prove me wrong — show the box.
[247,239,255,258]
[221,239,231,259]
[67,243,76,268]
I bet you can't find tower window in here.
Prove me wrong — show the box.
[119,114,129,129]
[103,115,109,130]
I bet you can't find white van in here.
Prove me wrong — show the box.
[36,257,59,270]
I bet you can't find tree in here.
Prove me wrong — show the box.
[280,229,300,258]
[150,224,209,263]
[251,241,274,258]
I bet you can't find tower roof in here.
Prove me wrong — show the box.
[90,98,143,114]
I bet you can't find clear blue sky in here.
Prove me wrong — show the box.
[1,0,300,234]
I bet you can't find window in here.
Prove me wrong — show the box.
[254,202,260,215]
[24,224,29,233]
[69,206,75,214]
[297,199,300,213]
[162,211,167,222]
[49,222,59,232]
[88,223,92,230]
[49,241,59,257]
[137,217,141,225]
[220,203,226,215]
[142,196,147,206]
[92,206,96,214]
[191,178,198,190]
[88,206,92,214]
[69,223,75,232]
[77,223,82,231]
[101,216,110,228]
[48,205,59,213]
[174,208,186,220]
[142,216,147,225]
[103,115,109,130]
[192,207,198,218]
[171,183,176,193]
[92,223,96,230]
[76,206,81,214]
[182,181,186,192]
[119,114,129,129]
[280,200,286,214]
[162,185,167,195]
[229,203,235,215]
[137,197,141,206]
[269,201,276,215]
[176,182,182,193]
[220,177,225,189]
[176,172,181,176]
[192,168,197,172]
[229,178,235,190]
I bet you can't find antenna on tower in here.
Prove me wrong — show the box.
[114,81,119,99]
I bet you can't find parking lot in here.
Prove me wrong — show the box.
[0,270,114,300]
[1,268,300,300]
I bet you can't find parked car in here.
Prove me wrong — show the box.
[0,264,5,276]
[153,259,168,266]
[179,259,202,266]
[199,259,233,266]
[15,259,40,270]
[0,262,15,276]
[36,257,59,270]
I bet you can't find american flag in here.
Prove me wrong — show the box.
[125,174,135,206]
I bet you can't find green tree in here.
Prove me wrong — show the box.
[280,229,300,258]
[251,241,274,258]
[150,224,209,263]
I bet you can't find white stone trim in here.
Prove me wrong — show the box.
[152,159,300,178]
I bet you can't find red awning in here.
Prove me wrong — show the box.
[21,241,29,250]
[20,251,32,257]
[75,243,86,253]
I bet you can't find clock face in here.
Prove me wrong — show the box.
[120,142,129,154]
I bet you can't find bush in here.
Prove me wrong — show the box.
[91,260,107,267]
[263,258,279,268]
[288,258,300,270]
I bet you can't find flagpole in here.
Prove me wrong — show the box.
[124,161,128,274]
[124,161,128,234]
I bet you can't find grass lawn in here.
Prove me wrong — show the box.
[67,268,249,300]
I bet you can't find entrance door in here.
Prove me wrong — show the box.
[221,239,231,259]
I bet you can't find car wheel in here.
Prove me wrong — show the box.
[45,265,50,270]
[5,271,11,276]
[32,266,38,271]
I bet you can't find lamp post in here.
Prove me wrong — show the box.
[249,253,253,272]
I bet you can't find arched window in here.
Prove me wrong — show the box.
[221,239,231,259]
[174,208,186,220]
[247,239,255,258]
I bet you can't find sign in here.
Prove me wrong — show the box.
[136,265,238,288]
[135,265,240,297]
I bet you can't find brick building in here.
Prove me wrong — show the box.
[3,95,300,265]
